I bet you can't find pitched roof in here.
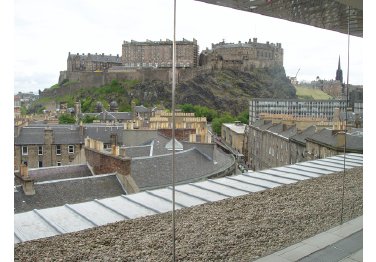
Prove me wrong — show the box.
[131,148,234,190]
[14,126,84,145]
[290,126,317,145]
[14,154,363,244]
[14,173,126,214]
[83,125,124,144]
[306,128,363,152]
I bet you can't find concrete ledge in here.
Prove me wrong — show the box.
[253,215,363,262]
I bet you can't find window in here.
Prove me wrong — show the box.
[57,161,61,166]
[56,145,61,155]
[22,146,28,156]
[68,145,74,154]
[38,146,43,155]
[38,161,43,168]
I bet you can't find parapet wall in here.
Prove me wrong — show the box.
[85,147,131,176]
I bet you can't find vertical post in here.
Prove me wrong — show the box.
[340,5,351,225]
[172,0,177,260]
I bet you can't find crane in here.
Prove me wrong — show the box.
[295,68,300,79]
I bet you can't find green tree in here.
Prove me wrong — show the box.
[236,110,249,124]
[82,114,98,123]
[58,113,76,124]
[211,113,235,135]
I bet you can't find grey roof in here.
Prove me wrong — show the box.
[131,147,234,190]
[28,164,92,182]
[306,128,363,152]
[83,125,124,144]
[69,53,122,63]
[134,105,151,113]
[290,126,318,145]
[86,111,132,121]
[124,145,152,158]
[14,174,126,214]
[253,120,274,131]
[14,154,363,243]
[14,126,84,145]
[265,123,297,139]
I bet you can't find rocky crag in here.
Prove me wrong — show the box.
[41,67,296,115]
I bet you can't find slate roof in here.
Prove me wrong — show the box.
[28,164,93,182]
[290,126,318,145]
[14,174,126,214]
[253,120,273,130]
[124,145,152,158]
[68,53,122,63]
[14,154,363,244]
[83,125,124,144]
[306,128,363,152]
[131,148,234,190]
[14,126,84,145]
[265,123,297,138]
[134,105,151,113]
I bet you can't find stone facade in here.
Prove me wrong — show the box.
[199,38,283,71]
[221,122,246,154]
[122,39,198,68]
[14,128,84,170]
[67,53,122,72]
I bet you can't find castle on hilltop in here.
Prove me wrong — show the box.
[66,37,283,73]
[58,38,284,90]
[199,38,283,71]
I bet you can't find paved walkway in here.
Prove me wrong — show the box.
[253,216,363,262]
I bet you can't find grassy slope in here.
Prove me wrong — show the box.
[295,85,332,100]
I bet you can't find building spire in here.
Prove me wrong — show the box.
[335,55,343,83]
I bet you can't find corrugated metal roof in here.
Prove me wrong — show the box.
[14,154,362,243]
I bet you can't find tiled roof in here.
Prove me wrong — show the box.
[131,148,234,190]
[290,126,317,145]
[14,127,84,145]
[124,145,152,158]
[134,105,151,113]
[28,164,93,182]
[14,174,126,214]
[306,128,363,152]
[83,125,124,144]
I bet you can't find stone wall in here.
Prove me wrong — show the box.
[85,147,131,176]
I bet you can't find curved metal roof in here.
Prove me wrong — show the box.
[14,153,362,243]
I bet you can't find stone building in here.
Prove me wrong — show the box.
[14,126,85,170]
[305,128,363,160]
[289,125,318,164]
[122,38,199,68]
[67,52,122,72]
[221,122,246,155]
[14,124,125,170]
[199,38,283,71]
[148,111,209,143]
[249,98,347,124]
[246,121,298,170]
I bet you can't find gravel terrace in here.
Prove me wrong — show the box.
[14,167,363,261]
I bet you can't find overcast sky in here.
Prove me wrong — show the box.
[13,0,363,94]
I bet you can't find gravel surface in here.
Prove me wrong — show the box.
[14,167,362,261]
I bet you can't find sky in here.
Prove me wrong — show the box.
[12,0,364,94]
[1,1,374,259]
